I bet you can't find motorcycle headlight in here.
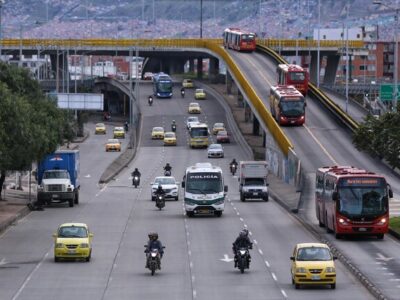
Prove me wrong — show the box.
[80,243,89,248]
[151,252,157,257]
[326,267,336,273]
[55,243,64,248]
[239,250,246,255]
[296,267,307,273]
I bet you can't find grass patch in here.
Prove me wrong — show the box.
[389,217,400,233]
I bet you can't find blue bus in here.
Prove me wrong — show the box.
[153,72,173,98]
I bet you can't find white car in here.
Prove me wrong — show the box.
[186,116,200,129]
[207,143,224,158]
[150,176,179,201]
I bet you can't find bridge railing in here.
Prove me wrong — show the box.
[1,38,364,49]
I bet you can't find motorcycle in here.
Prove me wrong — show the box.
[144,246,165,275]
[181,89,185,98]
[148,96,153,106]
[230,163,237,176]
[155,194,165,210]
[171,124,176,132]
[132,175,140,188]
[235,247,251,273]
[164,170,171,176]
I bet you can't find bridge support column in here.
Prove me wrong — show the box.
[197,58,203,79]
[310,52,322,85]
[252,117,260,135]
[209,57,219,83]
[189,59,195,73]
[244,101,252,122]
[226,72,233,94]
[324,54,340,85]
[237,89,244,107]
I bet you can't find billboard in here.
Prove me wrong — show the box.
[55,93,104,110]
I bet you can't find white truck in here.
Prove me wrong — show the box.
[239,161,269,202]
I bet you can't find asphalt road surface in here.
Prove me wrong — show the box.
[0,83,375,300]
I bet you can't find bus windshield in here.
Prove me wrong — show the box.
[280,99,305,117]
[289,72,306,82]
[338,187,387,217]
[186,172,222,194]
[241,34,255,42]
[157,81,172,93]
[190,127,208,138]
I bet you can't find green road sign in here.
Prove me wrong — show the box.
[380,84,400,102]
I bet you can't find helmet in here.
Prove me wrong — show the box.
[240,228,249,237]
[148,232,158,240]
[172,120,176,123]
[135,168,138,171]
[158,184,162,190]
[166,163,170,166]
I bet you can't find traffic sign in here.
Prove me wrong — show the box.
[379,84,400,102]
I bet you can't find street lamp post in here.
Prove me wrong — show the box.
[200,0,203,38]
[317,0,321,88]
[374,0,399,110]
[345,0,350,113]
[0,0,4,61]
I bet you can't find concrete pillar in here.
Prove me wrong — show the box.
[197,58,203,79]
[189,59,195,73]
[310,52,321,85]
[226,71,233,94]
[237,89,244,107]
[253,117,260,135]
[244,101,251,122]
[209,57,219,83]
[324,54,340,85]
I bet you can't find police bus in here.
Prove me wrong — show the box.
[182,163,227,217]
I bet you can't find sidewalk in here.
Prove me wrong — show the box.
[0,132,89,234]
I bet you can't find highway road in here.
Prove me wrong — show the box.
[228,49,400,299]
[0,84,373,300]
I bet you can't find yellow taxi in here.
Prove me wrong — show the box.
[188,102,201,114]
[163,132,177,146]
[194,88,206,100]
[53,223,93,262]
[182,78,194,88]
[105,138,121,152]
[113,126,125,139]
[151,127,165,139]
[212,122,225,135]
[290,243,337,289]
[95,123,106,134]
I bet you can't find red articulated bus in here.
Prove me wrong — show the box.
[315,166,393,239]
[269,85,306,126]
[277,64,309,96]
[223,28,256,52]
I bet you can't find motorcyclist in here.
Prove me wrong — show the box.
[124,121,129,132]
[171,120,177,132]
[155,184,165,197]
[148,95,153,105]
[232,228,252,267]
[164,163,172,176]
[131,168,141,185]
[145,232,164,269]
[230,158,238,174]
[180,87,185,98]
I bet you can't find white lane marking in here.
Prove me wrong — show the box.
[192,275,195,282]
[12,252,49,300]
[272,272,277,281]
[389,278,400,281]
[253,239,258,245]
[384,273,395,276]
[303,125,337,165]
[376,253,393,262]
[220,254,234,262]
[281,289,288,298]
[236,212,240,216]
[258,249,263,255]
[265,260,270,267]
[239,217,244,222]
[193,290,197,299]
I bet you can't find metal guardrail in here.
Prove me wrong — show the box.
[256,44,359,133]
[1,38,364,49]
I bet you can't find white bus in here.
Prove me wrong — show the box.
[182,163,227,217]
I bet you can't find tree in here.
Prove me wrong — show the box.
[0,63,75,198]
[353,104,400,170]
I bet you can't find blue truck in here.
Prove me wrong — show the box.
[37,150,80,207]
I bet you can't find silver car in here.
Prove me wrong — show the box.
[207,143,224,158]
[151,176,179,201]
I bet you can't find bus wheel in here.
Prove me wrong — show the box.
[377,234,384,240]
